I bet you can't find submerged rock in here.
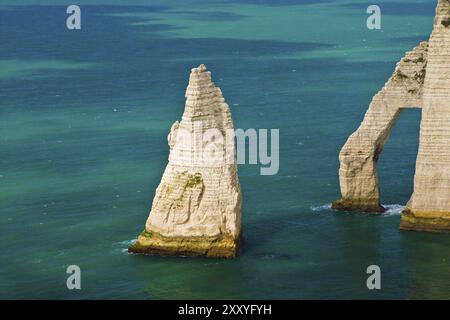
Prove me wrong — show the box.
[333,0,450,233]
[129,64,242,257]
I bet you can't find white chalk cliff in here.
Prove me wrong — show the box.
[129,64,242,257]
[333,0,450,232]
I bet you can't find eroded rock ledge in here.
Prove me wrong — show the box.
[129,231,242,258]
[334,0,450,233]
[129,65,242,257]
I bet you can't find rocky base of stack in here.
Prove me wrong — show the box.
[400,208,450,233]
[332,198,385,213]
[128,231,242,258]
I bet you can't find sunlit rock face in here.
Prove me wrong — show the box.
[334,0,450,232]
[129,65,242,258]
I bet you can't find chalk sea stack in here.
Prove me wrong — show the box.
[333,0,450,232]
[128,64,242,258]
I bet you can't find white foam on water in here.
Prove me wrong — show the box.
[116,238,137,246]
[382,204,405,216]
[310,203,405,216]
[112,238,137,255]
[310,204,332,211]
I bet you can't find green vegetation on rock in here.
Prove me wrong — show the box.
[185,173,202,188]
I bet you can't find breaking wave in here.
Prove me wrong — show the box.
[382,204,405,216]
[310,203,405,216]
[310,204,332,211]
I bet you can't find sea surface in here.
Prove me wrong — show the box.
[1,0,449,299]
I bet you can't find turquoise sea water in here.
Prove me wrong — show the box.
[1,0,449,299]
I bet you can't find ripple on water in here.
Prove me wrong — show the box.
[112,239,137,254]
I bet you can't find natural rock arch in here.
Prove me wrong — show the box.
[333,0,450,233]
[332,42,427,213]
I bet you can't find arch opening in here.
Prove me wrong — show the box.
[378,108,422,207]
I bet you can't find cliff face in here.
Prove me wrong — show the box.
[402,0,450,232]
[129,65,242,257]
[334,0,450,232]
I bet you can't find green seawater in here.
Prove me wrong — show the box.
[0,0,449,299]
